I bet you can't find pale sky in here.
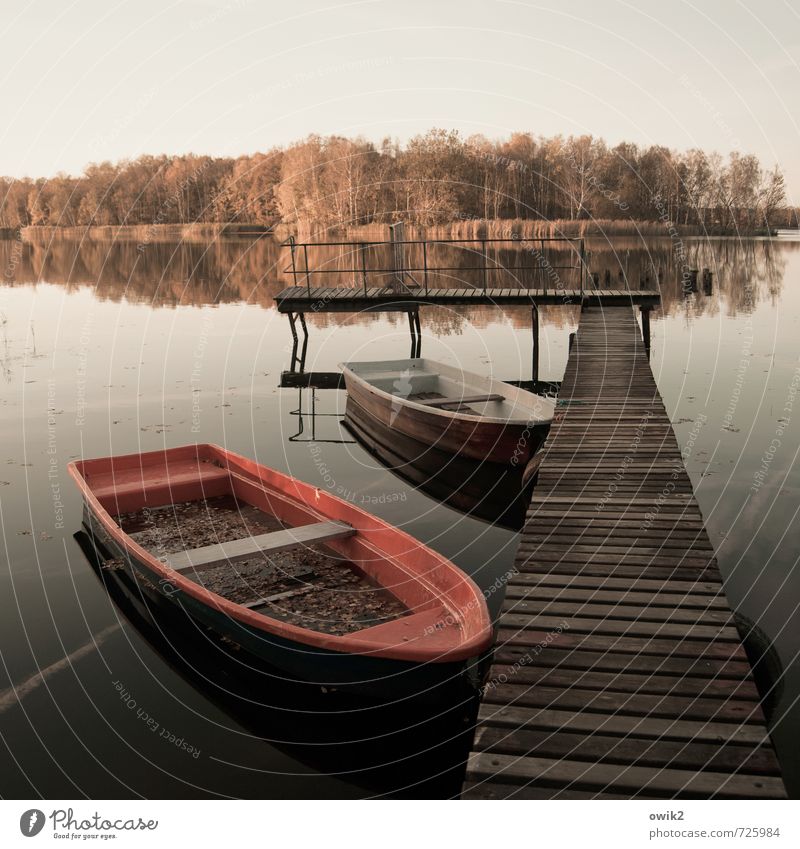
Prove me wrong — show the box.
[1,0,798,199]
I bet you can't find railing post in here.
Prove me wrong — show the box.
[360,242,368,295]
[423,240,429,295]
[303,243,311,295]
[541,239,546,296]
[287,235,297,287]
[481,239,488,293]
[579,238,586,298]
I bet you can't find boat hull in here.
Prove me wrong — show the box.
[342,370,549,465]
[82,507,487,698]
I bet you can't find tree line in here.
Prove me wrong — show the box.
[0,129,794,232]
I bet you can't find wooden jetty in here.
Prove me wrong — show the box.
[275,234,659,376]
[275,285,660,312]
[463,305,786,799]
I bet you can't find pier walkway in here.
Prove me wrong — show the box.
[275,285,660,313]
[462,305,786,799]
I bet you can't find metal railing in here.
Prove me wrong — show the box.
[281,236,588,298]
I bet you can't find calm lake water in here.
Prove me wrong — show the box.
[0,234,798,798]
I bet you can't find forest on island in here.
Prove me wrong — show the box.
[0,129,793,233]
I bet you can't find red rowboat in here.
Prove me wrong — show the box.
[68,444,493,696]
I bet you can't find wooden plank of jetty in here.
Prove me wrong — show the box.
[462,305,786,799]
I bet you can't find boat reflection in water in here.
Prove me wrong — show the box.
[74,531,482,799]
[343,397,536,532]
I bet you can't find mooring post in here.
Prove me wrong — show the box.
[641,306,651,358]
[532,305,540,383]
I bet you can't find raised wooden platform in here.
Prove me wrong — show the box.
[275,285,660,313]
[462,305,786,799]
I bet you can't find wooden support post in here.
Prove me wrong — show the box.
[579,239,586,296]
[641,306,651,358]
[532,305,540,383]
[286,312,308,373]
[407,309,421,358]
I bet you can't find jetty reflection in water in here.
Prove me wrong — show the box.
[0,233,788,320]
[73,531,478,799]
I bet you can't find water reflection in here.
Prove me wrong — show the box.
[343,398,533,531]
[0,234,791,325]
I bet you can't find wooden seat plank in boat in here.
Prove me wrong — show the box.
[419,393,505,408]
[165,520,355,574]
